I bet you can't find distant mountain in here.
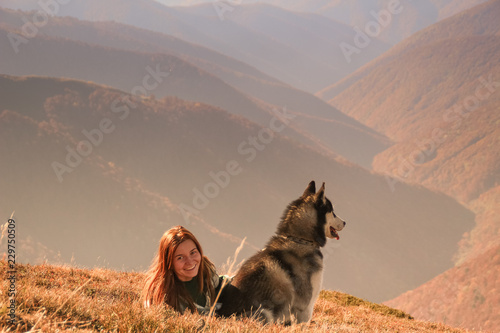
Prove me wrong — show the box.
[157,0,487,44]
[0,0,390,93]
[258,0,440,45]
[317,0,500,101]
[174,3,389,92]
[0,75,474,302]
[385,244,500,333]
[322,0,500,203]
[0,7,391,168]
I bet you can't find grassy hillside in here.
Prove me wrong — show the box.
[0,261,475,333]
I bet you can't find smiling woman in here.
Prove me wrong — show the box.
[142,226,227,314]
[173,239,202,282]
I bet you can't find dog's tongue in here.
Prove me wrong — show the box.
[330,227,340,240]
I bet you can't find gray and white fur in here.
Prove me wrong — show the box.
[217,181,346,324]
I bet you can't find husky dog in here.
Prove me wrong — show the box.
[217,181,346,324]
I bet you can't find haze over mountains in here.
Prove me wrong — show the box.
[0,0,498,331]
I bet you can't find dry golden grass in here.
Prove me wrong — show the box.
[0,261,474,332]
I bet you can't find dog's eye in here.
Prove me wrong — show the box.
[332,211,337,218]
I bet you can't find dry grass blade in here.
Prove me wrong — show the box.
[25,309,46,333]
[0,212,14,247]
[207,237,246,321]
[0,222,8,247]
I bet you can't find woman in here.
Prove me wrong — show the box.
[143,225,225,314]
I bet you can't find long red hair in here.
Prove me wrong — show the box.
[142,226,216,312]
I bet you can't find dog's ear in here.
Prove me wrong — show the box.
[314,182,326,204]
[302,180,316,197]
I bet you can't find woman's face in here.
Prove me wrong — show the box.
[172,239,201,281]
